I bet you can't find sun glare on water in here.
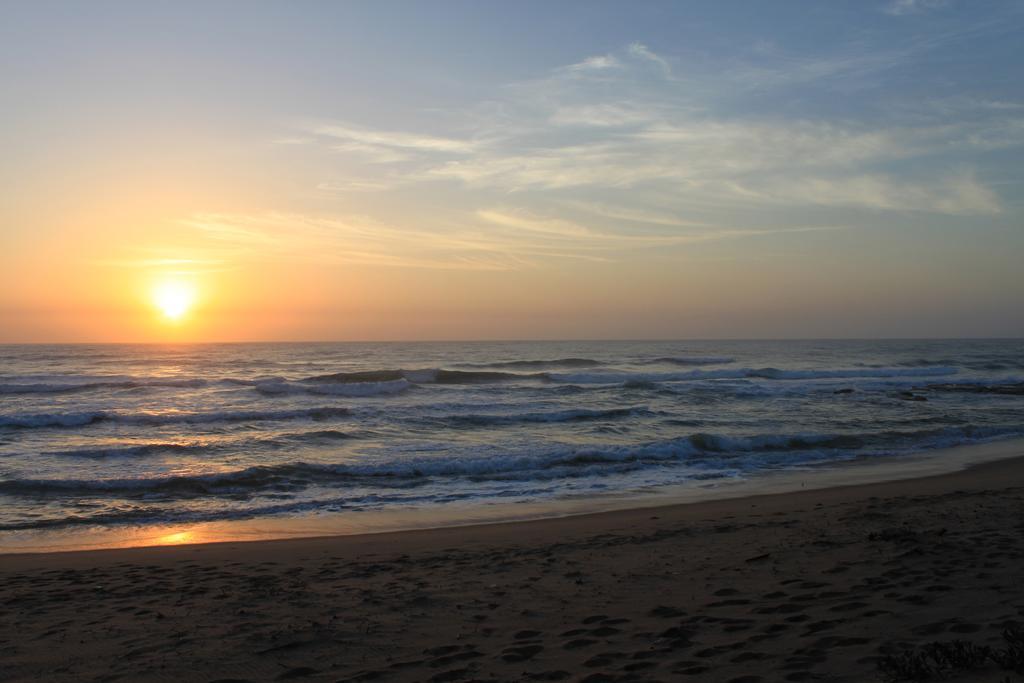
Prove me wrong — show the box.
[152,280,197,321]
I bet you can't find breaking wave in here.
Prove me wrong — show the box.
[255,378,411,397]
[457,358,603,369]
[303,368,547,384]
[0,378,207,395]
[0,406,350,429]
[551,366,960,384]
[646,356,736,366]
[432,406,652,427]
[45,429,355,459]
[46,442,215,459]
[5,424,1019,500]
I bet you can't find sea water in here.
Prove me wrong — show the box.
[1,339,1022,544]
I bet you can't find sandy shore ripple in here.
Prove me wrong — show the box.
[3,454,1024,682]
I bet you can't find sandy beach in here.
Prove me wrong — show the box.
[3,447,1023,683]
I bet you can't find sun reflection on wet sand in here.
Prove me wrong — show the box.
[155,530,195,546]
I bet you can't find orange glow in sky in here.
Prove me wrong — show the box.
[1,4,1022,342]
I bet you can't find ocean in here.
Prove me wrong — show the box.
[1,339,1022,547]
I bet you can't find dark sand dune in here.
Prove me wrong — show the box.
[2,456,1024,682]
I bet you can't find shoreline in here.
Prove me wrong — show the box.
[3,438,1023,681]
[4,435,1024,556]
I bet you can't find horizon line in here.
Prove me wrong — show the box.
[1,336,1022,346]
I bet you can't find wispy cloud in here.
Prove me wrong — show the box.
[562,54,622,74]
[291,42,1019,218]
[884,0,951,17]
[627,42,672,76]
[242,31,1023,282]
[94,251,237,276]
[725,171,1000,215]
[557,200,707,228]
[315,178,396,193]
[477,209,839,248]
[96,256,229,270]
[163,203,839,276]
[312,122,477,153]
[180,211,638,271]
[298,121,481,166]
[181,212,520,270]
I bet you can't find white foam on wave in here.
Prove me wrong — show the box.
[551,366,960,384]
[255,378,411,397]
[0,406,351,429]
[648,356,736,366]
[436,406,651,426]
[0,377,208,395]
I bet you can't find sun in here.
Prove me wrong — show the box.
[152,279,197,321]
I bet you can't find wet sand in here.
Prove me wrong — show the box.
[3,451,1024,682]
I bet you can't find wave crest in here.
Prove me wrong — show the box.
[647,356,736,366]
[0,406,350,430]
[0,378,207,395]
[256,378,411,397]
[457,358,603,369]
[303,368,548,385]
[551,366,959,384]
[7,424,1018,500]
[436,406,651,427]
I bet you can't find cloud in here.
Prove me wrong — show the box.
[181,212,526,270]
[727,171,1001,215]
[476,208,841,249]
[167,204,839,276]
[557,200,707,228]
[627,42,672,76]
[273,136,316,145]
[421,119,950,200]
[884,0,950,16]
[312,123,476,153]
[302,121,479,166]
[290,40,1018,224]
[315,178,395,193]
[95,256,230,273]
[548,103,662,128]
[563,54,622,73]
[181,210,657,271]
[425,44,1016,214]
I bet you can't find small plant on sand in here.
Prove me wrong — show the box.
[990,625,1024,672]
[877,648,935,681]
[928,640,993,670]
[878,625,1024,681]
[877,640,991,681]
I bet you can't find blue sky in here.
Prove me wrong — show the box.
[1,0,1022,340]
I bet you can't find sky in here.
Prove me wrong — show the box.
[1,0,1022,342]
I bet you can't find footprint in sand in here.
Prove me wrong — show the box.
[430,649,483,667]
[589,626,621,637]
[563,638,599,649]
[501,644,543,662]
[514,629,543,640]
[583,652,626,667]
[428,669,469,683]
[522,671,569,681]
[674,665,710,675]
